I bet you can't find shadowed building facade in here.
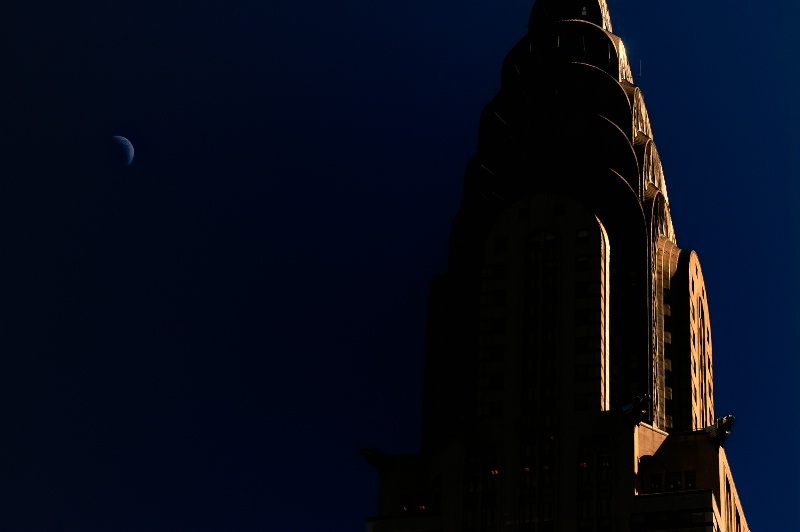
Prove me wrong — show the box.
[364,1,749,531]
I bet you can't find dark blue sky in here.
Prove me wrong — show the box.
[2,1,798,530]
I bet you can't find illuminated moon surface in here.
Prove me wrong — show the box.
[112,135,134,165]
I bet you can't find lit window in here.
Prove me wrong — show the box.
[666,472,682,491]
[649,473,663,493]
[685,470,696,489]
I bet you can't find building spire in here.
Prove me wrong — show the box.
[531,0,613,32]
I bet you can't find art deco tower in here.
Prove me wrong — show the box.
[364,1,749,530]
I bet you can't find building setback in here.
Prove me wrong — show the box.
[364,1,749,531]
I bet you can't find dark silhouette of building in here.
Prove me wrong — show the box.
[364,1,749,530]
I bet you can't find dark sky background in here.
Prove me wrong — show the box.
[2,1,798,530]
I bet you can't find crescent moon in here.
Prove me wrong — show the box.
[112,135,134,166]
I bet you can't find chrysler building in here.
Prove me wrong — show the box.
[364,2,749,530]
